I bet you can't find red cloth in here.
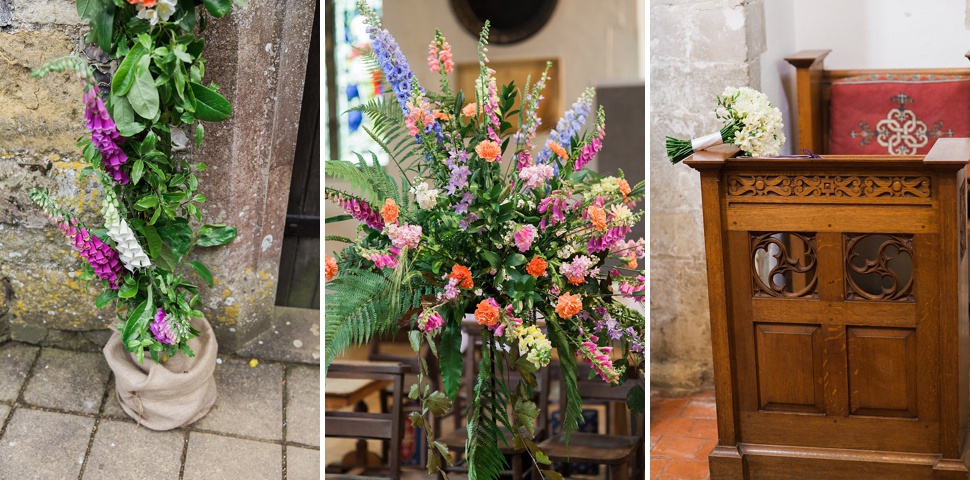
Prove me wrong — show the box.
[829,74,970,155]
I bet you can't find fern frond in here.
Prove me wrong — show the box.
[324,158,400,207]
[465,335,512,480]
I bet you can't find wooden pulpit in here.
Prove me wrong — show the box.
[686,138,970,479]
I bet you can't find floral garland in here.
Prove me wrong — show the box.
[29,0,243,363]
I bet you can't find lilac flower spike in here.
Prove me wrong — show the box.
[358,1,420,114]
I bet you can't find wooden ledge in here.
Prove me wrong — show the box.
[785,50,831,69]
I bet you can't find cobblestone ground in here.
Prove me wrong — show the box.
[0,342,320,480]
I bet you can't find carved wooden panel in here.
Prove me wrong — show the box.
[845,234,914,301]
[728,175,931,198]
[755,323,824,413]
[751,233,818,298]
[847,327,917,418]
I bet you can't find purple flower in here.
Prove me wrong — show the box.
[459,212,478,230]
[446,165,471,194]
[537,193,570,228]
[454,191,475,214]
[150,308,178,345]
[84,87,130,184]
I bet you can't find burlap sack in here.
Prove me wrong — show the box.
[103,317,218,431]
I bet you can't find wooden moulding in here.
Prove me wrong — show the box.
[684,139,970,479]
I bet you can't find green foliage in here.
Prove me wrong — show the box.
[439,314,463,401]
[348,97,421,165]
[325,156,402,207]
[323,266,427,373]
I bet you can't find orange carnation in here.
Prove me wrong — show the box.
[450,264,474,289]
[555,293,583,319]
[525,256,548,278]
[129,0,156,6]
[626,257,638,270]
[618,178,631,201]
[380,198,399,224]
[433,109,451,121]
[588,205,607,231]
[548,141,569,160]
[461,103,477,117]
[567,276,585,286]
[325,255,338,281]
[474,299,500,326]
[475,140,502,162]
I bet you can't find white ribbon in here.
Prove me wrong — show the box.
[691,131,724,152]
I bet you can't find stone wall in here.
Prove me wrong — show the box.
[650,0,766,395]
[0,0,314,351]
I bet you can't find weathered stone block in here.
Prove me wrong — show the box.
[0,31,85,152]
[690,2,748,64]
[10,0,83,25]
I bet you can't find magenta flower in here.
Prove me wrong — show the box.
[588,224,632,253]
[578,340,620,384]
[537,193,571,229]
[83,87,130,184]
[325,189,385,230]
[150,308,178,345]
[57,217,125,289]
[419,310,444,333]
[575,125,605,171]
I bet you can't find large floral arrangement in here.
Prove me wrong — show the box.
[28,0,242,363]
[666,86,786,163]
[325,3,645,479]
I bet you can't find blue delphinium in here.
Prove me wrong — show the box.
[536,88,596,170]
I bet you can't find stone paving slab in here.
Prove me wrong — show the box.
[83,419,184,479]
[287,364,320,446]
[0,343,37,402]
[194,358,283,440]
[23,349,110,414]
[287,445,321,480]
[183,432,282,479]
[99,378,129,421]
[0,408,94,480]
[0,404,9,424]
[237,306,321,364]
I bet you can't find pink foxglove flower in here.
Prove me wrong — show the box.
[513,224,536,253]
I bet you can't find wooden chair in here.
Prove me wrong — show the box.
[538,364,644,480]
[325,360,410,480]
[436,322,553,480]
[785,49,970,155]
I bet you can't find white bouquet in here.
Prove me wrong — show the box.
[667,86,786,163]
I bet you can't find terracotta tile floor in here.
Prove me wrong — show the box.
[650,389,717,480]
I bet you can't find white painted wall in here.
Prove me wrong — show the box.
[761,0,797,155]
[791,0,970,69]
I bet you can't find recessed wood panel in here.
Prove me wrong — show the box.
[755,323,824,413]
[847,327,917,418]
